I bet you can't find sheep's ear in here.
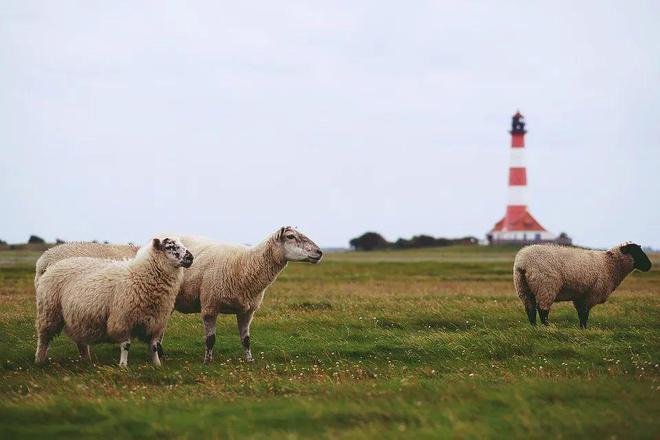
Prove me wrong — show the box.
[277,227,287,241]
[152,238,162,250]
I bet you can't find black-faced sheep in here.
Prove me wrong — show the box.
[513,242,652,328]
[34,237,193,366]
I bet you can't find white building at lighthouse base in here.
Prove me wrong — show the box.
[487,208,567,245]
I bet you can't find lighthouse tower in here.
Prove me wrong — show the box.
[487,111,557,244]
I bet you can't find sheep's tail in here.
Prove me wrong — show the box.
[514,266,537,325]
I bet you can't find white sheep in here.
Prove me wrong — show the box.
[34,237,193,367]
[176,226,322,362]
[513,242,652,328]
[35,242,139,287]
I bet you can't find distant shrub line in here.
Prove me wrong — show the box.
[349,232,478,251]
[0,235,109,250]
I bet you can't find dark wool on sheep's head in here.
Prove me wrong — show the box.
[619,242,652,272]
[153,237,194,268]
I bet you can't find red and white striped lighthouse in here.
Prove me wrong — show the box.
[488,111,556,244]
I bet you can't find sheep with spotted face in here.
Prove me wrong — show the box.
[34,237,193,367]
[35,242,140,287]
[514,242,652,328]
[175,226,322,363]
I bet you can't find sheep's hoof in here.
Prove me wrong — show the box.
[241,344,254,362]
[203,355,213,364]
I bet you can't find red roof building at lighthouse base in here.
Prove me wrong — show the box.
[491,210,546,234]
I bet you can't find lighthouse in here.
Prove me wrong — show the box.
[487,111,563,245]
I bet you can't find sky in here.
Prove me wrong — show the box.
[1,1,659,248]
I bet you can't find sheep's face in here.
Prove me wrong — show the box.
[276,227,323,264]
[620,242,652,272]
[153,237,194,268]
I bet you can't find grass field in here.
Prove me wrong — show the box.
[0,246,658,439]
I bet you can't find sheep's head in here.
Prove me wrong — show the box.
[153,237,194,268]
[619,242,652,272]
[275,227,323,264]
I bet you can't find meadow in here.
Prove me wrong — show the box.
[0,246,658,439]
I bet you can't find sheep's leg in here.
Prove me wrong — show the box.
[77,343,91,362]
[35,334,53,364]
[156,341,165,359]
[150,338,162,367]
[35,301,64,364]
[521,293,537,326]
[537,307,550,326]
[203,314,218,363]
[157,333,165,359]
[119,339,131,368]
[535,289,556,326]
[573,300,590,329]
[514,269,538,326]
[157,310,174,358]
[237,311,255,362]
[35,323,64,364]
[526,304,537,326]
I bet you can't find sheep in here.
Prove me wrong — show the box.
[175,226,322,363]
[35,242,139,287]
[513,242,652,328]
[32,227,323,363]
[34,237,193,367]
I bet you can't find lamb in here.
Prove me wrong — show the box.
[513,242,652,328]
[35,242,139,286]
[175,226,322,363]
[34,237,193,367]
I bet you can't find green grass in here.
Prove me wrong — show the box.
[0,246,658,439]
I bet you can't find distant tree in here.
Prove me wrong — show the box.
[0,239,7,246]
[349,232,390,251]
[351,232,479,251]
[28,235,45,244]
[103,240,109,244]
[393,235,478,249]
[556,232,572,246]
[411,235,438,248]
[393,238,411,249]
[395,235,439,249]
[455,236,479,245]
[55,238,65,244]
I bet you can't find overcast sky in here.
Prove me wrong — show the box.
[1,1,658,248]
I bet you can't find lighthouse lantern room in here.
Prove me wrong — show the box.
[487,112,562,245]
